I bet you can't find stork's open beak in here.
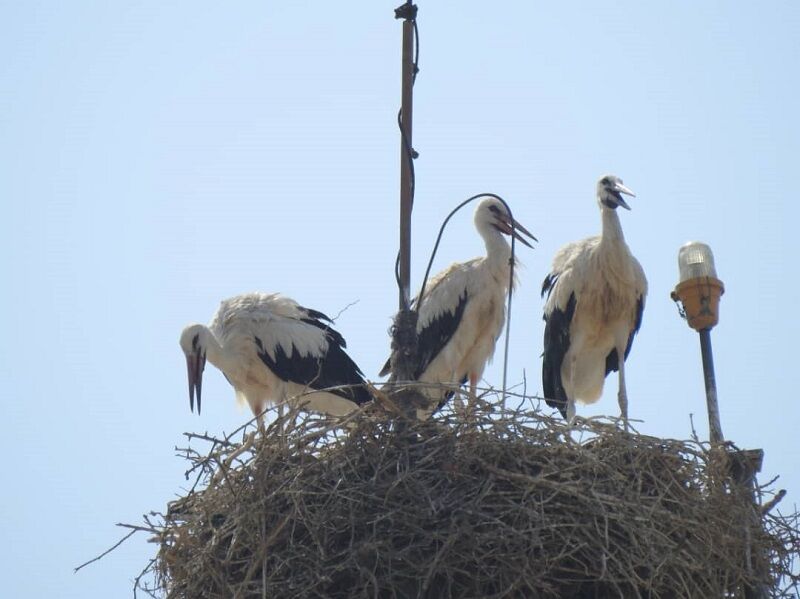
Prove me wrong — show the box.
[494,214,538,248]
[613,183,635,210]
[186,352,206,414]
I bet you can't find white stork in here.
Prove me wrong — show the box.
[179,292,372,423]
[541,174,647,427]
[380,197,536,418]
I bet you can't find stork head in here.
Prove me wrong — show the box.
[179,324,208,414]
[474,197,537,248]
[597,174,635,210]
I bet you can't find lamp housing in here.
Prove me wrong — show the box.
[671,241,724,331]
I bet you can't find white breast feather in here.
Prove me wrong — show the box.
[544,238,599,315]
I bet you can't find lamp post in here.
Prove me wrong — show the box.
[671,242,768,598]
[670,241,726,444]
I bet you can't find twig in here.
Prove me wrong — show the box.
[331,299,360,322]
[183,431,236,448]
[74,528,138,573]
[762,489,787,515]
[209,430,258,488]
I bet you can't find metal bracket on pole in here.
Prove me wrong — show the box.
[394,2,417,22]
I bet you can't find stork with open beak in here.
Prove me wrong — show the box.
[381,197,537,418]
[542,175,647,428]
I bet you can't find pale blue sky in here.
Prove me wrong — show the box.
[2,1,798,596]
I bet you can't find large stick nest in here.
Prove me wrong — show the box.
[143,393,799,598]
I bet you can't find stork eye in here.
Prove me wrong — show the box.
[488,204,501,214]
[192,333,200,349]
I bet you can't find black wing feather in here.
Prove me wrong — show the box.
[299,307,348,348]
[302,307,333,322]
[300,317,347,348]
[414,291,468,380]
[255,323,371,406]
[541,273,559,299]
[542,292,576,419]
[378,291,469,381]
[604,294,645,375]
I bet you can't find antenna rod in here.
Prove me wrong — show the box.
[389,2,420,419]
[397,1,415,308]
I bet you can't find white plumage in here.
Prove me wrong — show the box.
[542,175,647,426]
[179,292,372,423]
[381,197,536,418]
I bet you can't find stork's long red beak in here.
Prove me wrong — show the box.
[186,352,206,414]
[494,214,538,248]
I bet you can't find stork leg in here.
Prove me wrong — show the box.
[617,348,629,432]
[277,401,285,423]
[453,390,466,418]
[468,372,479,415]
[566,398,576,424]
[256,407,266,434]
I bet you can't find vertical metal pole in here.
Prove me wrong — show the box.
[388,3,421,421]
[699,328,724,444]
[398,5,414,309]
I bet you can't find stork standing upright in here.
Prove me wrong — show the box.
[541,175,647,427]
[179,292,372,424]
[381,197,537,418]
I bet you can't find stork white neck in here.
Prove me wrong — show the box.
[482,227,512,268]
[599,204,626,244]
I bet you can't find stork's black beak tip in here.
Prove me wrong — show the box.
[191,376,203,415]
[510,218,537,249]
[188,380,202,414]
[514,235,535,249]
[186,353,204,415]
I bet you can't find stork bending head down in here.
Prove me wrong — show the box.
[179,292,372,424]
[381,197,537,418]
[541,175,647,428]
